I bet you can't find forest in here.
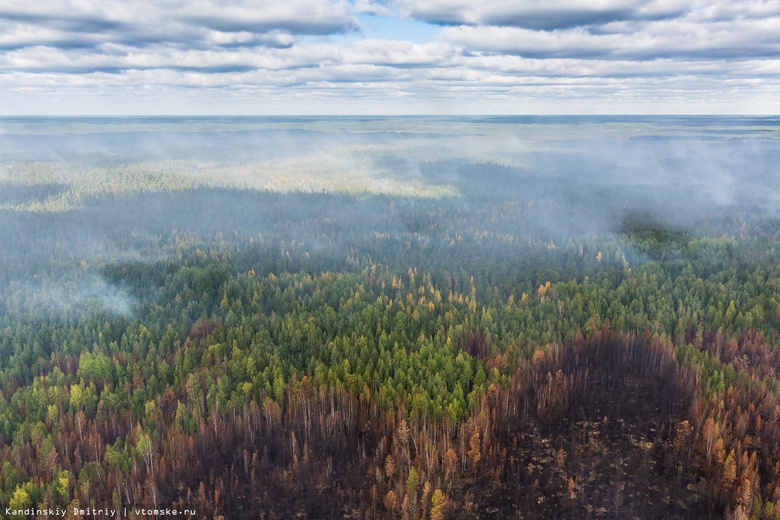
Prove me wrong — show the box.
[1,116,780,519]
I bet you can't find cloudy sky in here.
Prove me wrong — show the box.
[0,0,778,115]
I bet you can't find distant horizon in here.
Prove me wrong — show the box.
[2,114,779,118]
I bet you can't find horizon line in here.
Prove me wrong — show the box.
[1,113,778,118]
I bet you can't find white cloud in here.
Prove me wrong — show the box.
[0,0,778,113]
[0,0,358,49]
[353,0,395,16]
[439,16,780,60]
[393,0,692,28]
[393,0,780,28]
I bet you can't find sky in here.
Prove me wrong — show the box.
[0,0,778,115]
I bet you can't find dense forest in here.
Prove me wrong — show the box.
[2,116,780,519]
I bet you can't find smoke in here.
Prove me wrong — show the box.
[2,272,137,320]
[0,115,778,318]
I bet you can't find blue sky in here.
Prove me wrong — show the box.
[0,0,778,115]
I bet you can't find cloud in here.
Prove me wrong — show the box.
[0,0,358,51]
[393,0,691,29]
[0,0,778,113]
[439,16,780,60]
[180,0,358,35]
[353,0,395,17]
[393,0,780,30]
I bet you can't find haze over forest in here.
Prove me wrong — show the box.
[0,116,780,519]
[1,116,778,317]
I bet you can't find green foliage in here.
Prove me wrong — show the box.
[1,169,780,517]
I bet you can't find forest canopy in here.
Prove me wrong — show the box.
[1,116,780,519]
